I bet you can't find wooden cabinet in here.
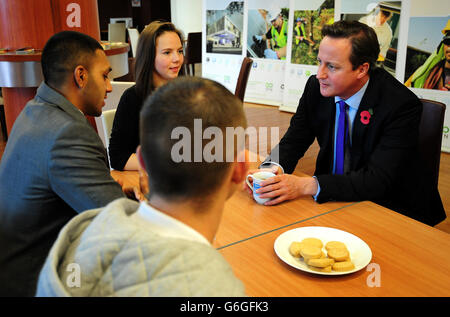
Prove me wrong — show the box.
[0,0,101,134]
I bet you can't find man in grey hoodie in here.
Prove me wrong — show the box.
[36,76,249,296]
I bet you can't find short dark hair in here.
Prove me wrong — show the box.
[41,31,103,87]
[140,77,247,203]
[135,20,185,99]
[322,20,379,73]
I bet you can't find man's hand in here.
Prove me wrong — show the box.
[116,169,149,202]
[255,174,318,206]
[138,168,149,200]
[242,165,281,196]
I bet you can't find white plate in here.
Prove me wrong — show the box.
[274,226,372,275]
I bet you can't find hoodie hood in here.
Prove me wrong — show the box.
[36,197,246,297]
[36,198,140,296]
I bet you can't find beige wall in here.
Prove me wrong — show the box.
[410,0,450,16]
[170,0,202,35]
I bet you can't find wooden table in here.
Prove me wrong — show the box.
[111,170,140,188]
[111,170,450,297]
[214,189,356,248]
[219,201,450,297]
[111,169,357,248]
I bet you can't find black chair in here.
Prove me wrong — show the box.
[418,99,446,188]
[0,91,7,142]
[184,32,202,76]
[234,57,253,102]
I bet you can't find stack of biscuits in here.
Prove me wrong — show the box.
[289,237,355,272]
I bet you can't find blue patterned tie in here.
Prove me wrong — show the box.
[336,100,349,175]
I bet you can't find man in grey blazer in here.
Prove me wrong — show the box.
[0,31,125,296]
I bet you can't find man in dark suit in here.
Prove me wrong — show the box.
[252,20,446,227]
[0,31,125,296]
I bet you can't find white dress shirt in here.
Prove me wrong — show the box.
[314,79,370,199]
[131,201,211,246]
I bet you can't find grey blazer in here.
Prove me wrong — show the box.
[0,82,125,296]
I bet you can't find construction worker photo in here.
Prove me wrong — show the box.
[253,9,288,60]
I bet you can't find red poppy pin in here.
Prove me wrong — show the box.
[360,109,373,125]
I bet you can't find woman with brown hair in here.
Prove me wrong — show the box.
[109,21,185,170]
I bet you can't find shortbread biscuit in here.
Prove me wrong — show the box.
[301,237,323,249]
[308,265,332,273]
[289,242,303,258]
[325,241,347,251]
[327,248,350,262]
[303,252,326,265]
[303,256,310,265]
[332,261,355,272]
[288,237,356,274]
[300,245,322,259]
[307,258,335,268]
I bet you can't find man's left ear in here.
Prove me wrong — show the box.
[74,65,88,89]
[136,146,146,171]
[231,150,249,184]
[357,62,370,78]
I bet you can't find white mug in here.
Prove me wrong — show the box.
[246,171,276,204]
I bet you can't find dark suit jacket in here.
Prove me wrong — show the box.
[268,68,445,226]
[0,83,125,296]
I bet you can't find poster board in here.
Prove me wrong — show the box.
[203,0,409,110]
[203,0,245,93]
[405,12,450,152]
[280,0,337,112]
[201,0,449,151]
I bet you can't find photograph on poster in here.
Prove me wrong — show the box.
[341,0,401,77]
[291,0,334,65]
[404,16,449,91]
[131,0,140,7]
[206,1,243,55]
[247,0,289,60]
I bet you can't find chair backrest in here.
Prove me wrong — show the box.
[234,57,253,102]
[101,109,117,151]
[101,109,117,170]
[95,81,135,147]
[108,23,126,43]
[418,99,446,188]
[184,32,202,76]
[127,28,140,58]
[114,57,136,82]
